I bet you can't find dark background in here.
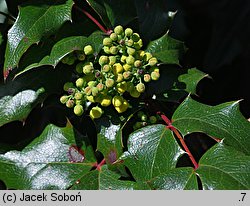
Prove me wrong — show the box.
[173,0,250,117]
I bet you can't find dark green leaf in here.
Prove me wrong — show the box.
[172,96,250,155]
[121,124,184,181]
[16,31,104,77]
[3,0,74,77]
[70,165,135,190]
[196,143,250,189]
[87,0,136,28]
[146,33,186,65]
[97,117,123,166]
[0,65,72,126]
[178,68,209,94]
[135,0,175,41]
[0,124,96,189]
[87,0,112,28]
[0,88,45,127]
[148,167,198,190]
[103,0,136,27]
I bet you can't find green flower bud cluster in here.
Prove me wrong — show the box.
[60,26,160,120]
[133,111,159,130]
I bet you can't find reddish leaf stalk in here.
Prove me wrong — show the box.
[74,5,109,34]
[93,159,106,171]
[158,112,199,170]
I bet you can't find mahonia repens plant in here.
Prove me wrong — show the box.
[60,25,160,119]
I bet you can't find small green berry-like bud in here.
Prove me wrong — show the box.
[90,106,103,119]
[151,71,160,80]
[114,99,129,113]
[125,39,134,47]
[131,33,140,42]
[114,25,124,35]
[141,114,148,122]
[87,81,96,87]
[137,111,145,118]
[86,95,95,103]
[91,87,99,97]
[143,74,151,82]
[84,86,92,96]
[75,78,85,88]
[127,47,136,56]
[84,45,94,55]
[112,95,124,107]
[66,99,74,108]
[109,56,116,65]
[136,83,145,93]
[74,105,84,116]
[116,73,123,83]
[102,64,111,72]
[116,81,127,93]
[120,55,127,63]
[110,33,118,41]
[113,63,123,74]
[76,51,86,61]
[123,71,132,80]
[110,46,118,55]
[75,62,84,73]
[65,55,76,65]
[126,82,134,92]
[83,62,94,74]
[126,55,135,65]
[149,116,157,124]
[148,57,158,66]
[100,95,112,107]
[99,55,109,66]
[74,92,83,100]
[63,82,74,92]
[103,46,110,54]
[105,79,115,88]
[134,60,142,68]
[133,122,142,130]
[129,88,141,98]
[123,64,132,71]
[144,52,153,61]
[125,28,133,37]
[60,96,68,104]
[103,37,113,47]
[97,83,104,91]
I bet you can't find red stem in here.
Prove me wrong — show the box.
[158,112,199,170]
[96,159,106,171]
[74,5,109,34]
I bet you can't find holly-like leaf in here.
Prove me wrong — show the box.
[148,167,198,190]
[0,65,72,126]
[97,117,123,166]
[3,0,74,79]
[196,143,250,189]
[0,124,96,189]
[0,88,45,127]
[172,96,250,155]
[87,0,136,28]
[178,68,209,95]
[70,165,135,190]
[146,33,186,65]
[15,31,104,77]
[121,124,184,181]
[135,0,175,41]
